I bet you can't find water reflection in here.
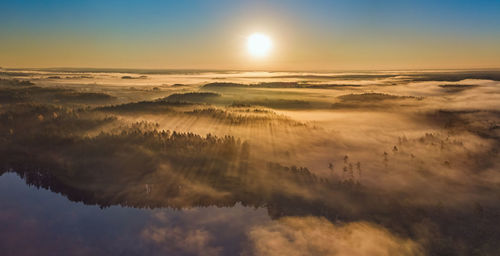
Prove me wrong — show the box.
[0,173,270,256]
[1,71,500,255]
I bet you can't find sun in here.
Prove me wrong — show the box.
[247,33,272,58]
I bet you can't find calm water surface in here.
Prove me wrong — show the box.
[0,172,270,256]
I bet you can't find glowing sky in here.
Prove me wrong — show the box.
[1,0,499,70]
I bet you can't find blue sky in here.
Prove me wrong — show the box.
[1,0,499,69]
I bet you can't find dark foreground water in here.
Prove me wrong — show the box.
[0,173,270,256]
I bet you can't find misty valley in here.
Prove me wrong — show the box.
[1,69,499,255]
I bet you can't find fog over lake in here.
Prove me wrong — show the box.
[1,69,499,255]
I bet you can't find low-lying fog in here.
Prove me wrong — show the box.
[1,68,499,255]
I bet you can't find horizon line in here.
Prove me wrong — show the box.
[2,66,500,73]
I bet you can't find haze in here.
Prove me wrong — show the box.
[1,1,500,256]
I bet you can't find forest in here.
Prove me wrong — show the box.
[0,70,499,255]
